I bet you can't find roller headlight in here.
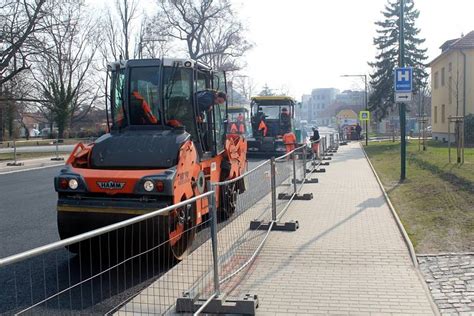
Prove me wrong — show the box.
[144,180,155,192]
[68,179,79,190]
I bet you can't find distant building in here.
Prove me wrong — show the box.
[430,31,474,141]
[297,94,311,122]
[310,88,339,125]
[335,90,365,111]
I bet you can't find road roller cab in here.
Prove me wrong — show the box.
[54,58,247,260]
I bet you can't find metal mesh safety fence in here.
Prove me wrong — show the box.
[0,194,215,315]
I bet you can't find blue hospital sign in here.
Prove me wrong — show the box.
[394,67,413,92]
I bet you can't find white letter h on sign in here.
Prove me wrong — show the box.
[398,70,410,82]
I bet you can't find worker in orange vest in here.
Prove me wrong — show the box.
[229,122,238,133]
[239,122,245,134]
[132,91,158,124]
[283,131,296,155]
[237,113,245,134]
[258,119,268,137]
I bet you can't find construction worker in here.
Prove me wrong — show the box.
[237,112,245,134]
[258,119,268,137]
[280,107,291,133]
[229,122,238,133]
[238,121,246,134]
[283,131,296,155]
[196,90,226,115]
[131,91,158,124]
[310,127,321,159]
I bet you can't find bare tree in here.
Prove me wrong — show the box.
[100,0,139,61]
[0,0,47,86]
[149,0,251,69]
[31,1,100,138]
[232,75,255,101]
[199,14,252,71]
[6,72,37,139]
[137,17,172,59]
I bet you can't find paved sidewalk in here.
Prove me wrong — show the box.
[226,142,437,315]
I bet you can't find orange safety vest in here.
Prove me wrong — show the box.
[132,91,158,124]
[258,120,268,137]
[283,132,296,153]
[239,122,245,134]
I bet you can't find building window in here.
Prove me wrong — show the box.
[448,62,452,72]
[434,106,438,123]
[434,72,439,89]
[449,76,452,104]
[441,67,445,86]
[441,104,445,123]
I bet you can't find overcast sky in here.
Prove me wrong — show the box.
[90,0,474,99]
[236,0,474,99]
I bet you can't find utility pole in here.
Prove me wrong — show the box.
[399,0,407,181]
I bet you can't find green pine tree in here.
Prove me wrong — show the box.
[368,0,428,119]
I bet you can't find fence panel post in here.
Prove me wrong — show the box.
[270,157,277,222]
[209,183,220,295]
[302,146,307,180]
[292,153,297,194]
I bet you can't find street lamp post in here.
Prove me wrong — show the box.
[341,74,369,146]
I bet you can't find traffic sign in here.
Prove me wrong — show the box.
[394,67,413,92]
[359,111,370,121]
[395,92,412,102]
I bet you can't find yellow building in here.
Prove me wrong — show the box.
[430,31,474,141]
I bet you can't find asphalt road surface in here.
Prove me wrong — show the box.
[0,158,265,314]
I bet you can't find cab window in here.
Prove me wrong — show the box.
[129,67,161,125]
[163,67,198,139]
[111,69,126,128]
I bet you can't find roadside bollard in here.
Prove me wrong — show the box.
[6,138,24,166]
[51,137,64,161]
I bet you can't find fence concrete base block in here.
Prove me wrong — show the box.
[6,162,24,166]
[277,192,313,200]
[176,293,258,315]
[325,153,334,156]
[320,161,330,166]
[322,157,332,160]
[340,142,348,145]
[50,157,65,161]
[311,168,326,173]
[250,220,299,231]
[292,178,318,184]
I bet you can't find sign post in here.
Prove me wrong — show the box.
[397,0,408,181]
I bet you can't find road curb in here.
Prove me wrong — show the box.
[417,252,474,257]
[360,142,440,316]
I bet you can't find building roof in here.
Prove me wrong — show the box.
[430,31,474,66]
[451,31,474,49]
[251,96,295,102]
